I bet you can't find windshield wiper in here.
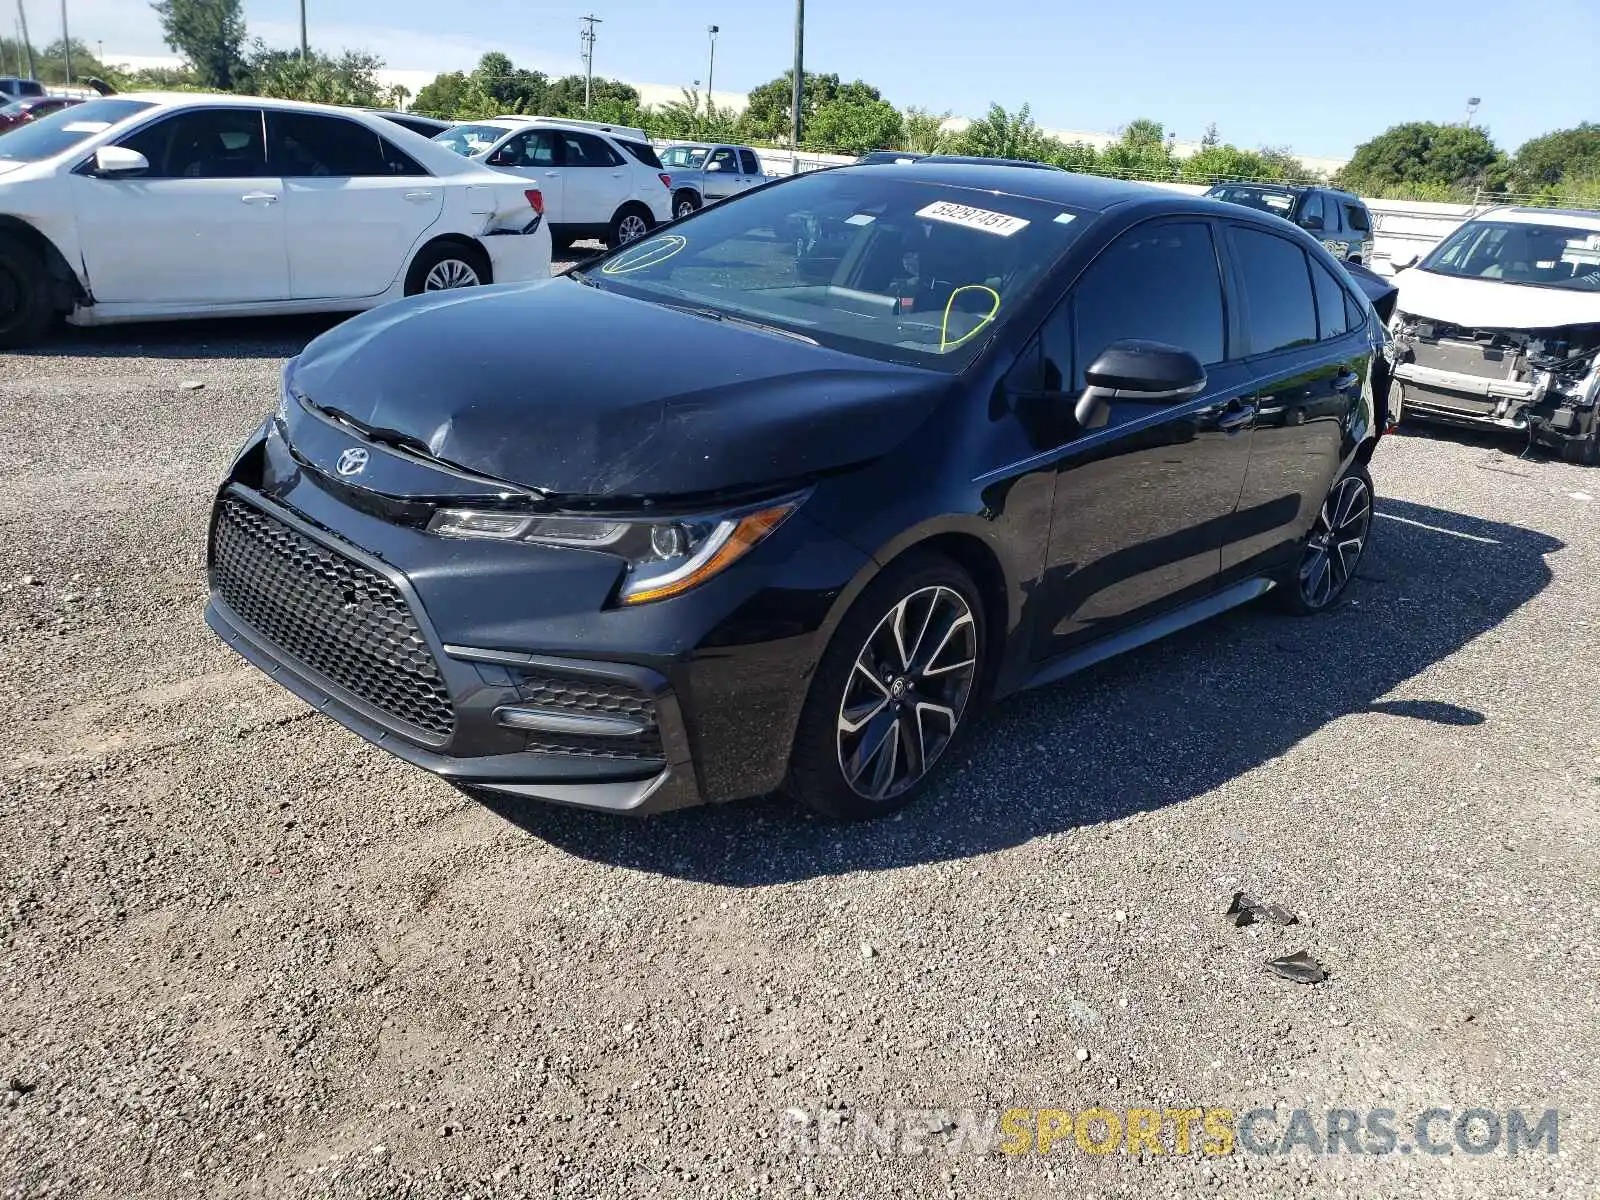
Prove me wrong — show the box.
[659,301,819,345]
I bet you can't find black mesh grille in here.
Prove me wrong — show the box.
[213,497,455,741]
[515,672,663,761]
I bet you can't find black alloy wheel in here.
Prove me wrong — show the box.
[788,556,983,819]
[1286,464,1373,613]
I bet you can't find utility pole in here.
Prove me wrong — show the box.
[705,24,717,119]
[299,0,308,59]
[15,0,35,79]
[579,13,601,113]
[790,0,803,170]
[58,0,68,83]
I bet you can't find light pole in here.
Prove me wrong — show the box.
[58,0,68,83]
[299,0,307,59]
[705,24,717,119]
[579,13,602,112]
[15,0,35,79]
[790,0,803,169]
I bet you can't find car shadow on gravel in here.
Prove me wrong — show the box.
[13,314,348,360]
[480,498,1560,884]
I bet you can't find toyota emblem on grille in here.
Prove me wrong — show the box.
[336,448,369,477]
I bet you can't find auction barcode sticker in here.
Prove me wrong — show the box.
[915,201,1030,237]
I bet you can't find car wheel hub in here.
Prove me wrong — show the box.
[619,215,648,242]
[1298,475,1370,608]
[836,585,978,802]
[424,259,480,291]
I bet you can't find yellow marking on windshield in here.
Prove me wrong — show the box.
[601,235,688,275]
[939,285,1001,352]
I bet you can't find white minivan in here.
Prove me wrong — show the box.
[434,117,674,252]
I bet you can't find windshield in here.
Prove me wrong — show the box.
[659,145,709,170]
[432,123,507,157]
[0,97,153,161]
[1421,219,1600,291]
[1207,185,1297,218]
[577,170,1090,370]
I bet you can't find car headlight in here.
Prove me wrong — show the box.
[427,499,801,605]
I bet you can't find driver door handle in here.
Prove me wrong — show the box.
[1210,402,1256,432]
[1333,369,1361,392]
[403,190,435,203]
[240,191,278,205]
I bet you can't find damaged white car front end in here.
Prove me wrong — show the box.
[1389,209,1600,465]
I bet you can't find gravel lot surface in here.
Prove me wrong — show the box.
[1,296,1596,1199]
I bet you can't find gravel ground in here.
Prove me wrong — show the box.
[1,296,1596,1199]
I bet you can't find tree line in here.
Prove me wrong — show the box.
[13,0,1595,206]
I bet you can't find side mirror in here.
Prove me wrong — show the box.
[705,159,724,173]
[1076,340,1206,429]
[1389,248,1419,272]
[91,145,149,177]
[1299,214,1324,231]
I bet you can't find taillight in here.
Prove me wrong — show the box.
[524,188,544,215]
[658,173,672,189]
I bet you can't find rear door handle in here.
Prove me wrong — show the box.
[240,191,278,205]
[403,190,435,203]
[1333,369,1361,392]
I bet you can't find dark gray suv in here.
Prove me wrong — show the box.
[1205,184,1374,265]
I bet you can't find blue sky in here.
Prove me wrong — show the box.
[85,0,1598,157]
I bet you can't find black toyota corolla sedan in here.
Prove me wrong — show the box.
[206,165,1390,821]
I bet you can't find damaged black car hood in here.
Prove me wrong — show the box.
[287,278,953,500]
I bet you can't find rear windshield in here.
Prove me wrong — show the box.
[577,170,1090,370]
[1207,185,1297,218]
[617,138,662,169]
[0,97,154,162]
[1421,220,1600,291]
[431,123,506,157]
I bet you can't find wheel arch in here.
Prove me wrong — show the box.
[0,214,86,310]
[407,233,492,288]
[672,187,701,210]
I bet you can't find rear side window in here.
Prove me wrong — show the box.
[1071,220,1227,383]
[1344,203,1371,233]
[561,131,623,167]
[616,138,663,169]
[1309,259,1350,340]
[2,78,45,98]
[739,148,761,174]
[268,112,395,177]
[1231,226,1317,354]
[1343,289,1366,332]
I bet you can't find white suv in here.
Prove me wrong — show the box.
[0,93,551,348]
[434,117,673,252]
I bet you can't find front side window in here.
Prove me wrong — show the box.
[1071,221,1226,382]
[1231,226,1317,354]
[1298,192,1324,230]
[0,97,153,162]
[118,107,266,179]
[268,112,395,177]
[1421,219,1600,291]
[709,147,738,172]
[578,172,1089,369]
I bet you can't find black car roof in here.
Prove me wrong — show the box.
[841,162,1191,213]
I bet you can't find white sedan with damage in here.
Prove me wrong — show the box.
[0,93,551,348]
[1388,205,1600,464]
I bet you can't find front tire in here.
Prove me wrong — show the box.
[404,242,490,296]
[607,204,653,249]
[0,233,56,350]
[786,556,985,821]
[673,191,701,220]
[1280,464,1373,614]
[1560,427,1600,467]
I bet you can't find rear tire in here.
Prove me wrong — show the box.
[607,204,653,250]
[404,241,490,296]
[0,233,56,350]
[1278,463,1373,614]
[786,555,985,821]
